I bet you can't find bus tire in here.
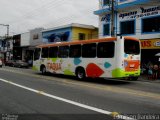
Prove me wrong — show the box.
[41,65,46,75]
[76,67,86,80]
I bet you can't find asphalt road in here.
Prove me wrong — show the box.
[0,66,160,120]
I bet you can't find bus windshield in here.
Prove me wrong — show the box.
[124,39,140,55]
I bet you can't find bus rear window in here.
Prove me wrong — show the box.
[124,40,140,55]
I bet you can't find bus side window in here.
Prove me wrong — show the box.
[82,43,96,58]
[69,45,81,58]
[58,46,69,58]
[97,42,115,58]
[49,47,58,58]
[42,48,49,58]
[34,48,41,60]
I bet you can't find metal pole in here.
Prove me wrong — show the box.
[0,24,9,37]
[111,0,115,37]
[7,25,9,37]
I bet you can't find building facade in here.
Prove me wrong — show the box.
[0,36,13,63]
[13,34,22,60]
[30,28,44,47]
[13,28,44,64]
[42,23,98,43]
[94,0,160,65]
[21,32,30,61]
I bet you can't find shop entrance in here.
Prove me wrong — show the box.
[141,49,160,66]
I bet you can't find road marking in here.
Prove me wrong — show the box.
[0,78,134,120]
[1,68,160,100]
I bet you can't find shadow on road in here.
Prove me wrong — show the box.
[35,72,132,86]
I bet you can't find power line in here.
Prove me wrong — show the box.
[7,0,67,24]
[9,1,98,34]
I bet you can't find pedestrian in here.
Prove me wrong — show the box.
[0,59,2,68]
[158,65,160,79]
[148,65,153,80]
[152,64,158,80]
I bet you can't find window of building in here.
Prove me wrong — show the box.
[33,34,39,40]
[42,48,49,58]
[103,0,110,6]
[97,42,115,58]
[142,16,160,33]
[120,20,135,35]
[79,33,85,40]
[49,47,58,58]
[69,45,81,58]
[103,24,110,36]
[58,46,69,58]
[82,43,96,58]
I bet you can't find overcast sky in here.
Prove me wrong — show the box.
[0,0,99,36]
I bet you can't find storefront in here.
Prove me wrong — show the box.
[141,39,160,65]
[94,0,160,68]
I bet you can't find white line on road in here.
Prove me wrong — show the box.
[0,78,135,120]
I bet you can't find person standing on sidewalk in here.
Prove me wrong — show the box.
[148,65,153,80]
[0,59,2,68]
[158,65,160,79]
[152,64,158,80]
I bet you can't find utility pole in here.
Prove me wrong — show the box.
[0,24,9,37]
[6,25,9,37]
[111,0,115,37]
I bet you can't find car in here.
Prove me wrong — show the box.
[5,60,16,67]
[13,60,29,68]
[0,59,2,67]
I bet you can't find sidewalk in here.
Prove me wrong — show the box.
[138,74,160,83]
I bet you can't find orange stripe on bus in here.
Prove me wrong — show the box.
[124,36,139,42]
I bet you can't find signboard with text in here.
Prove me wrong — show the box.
[141,39,160,49]
[119,6,160,20]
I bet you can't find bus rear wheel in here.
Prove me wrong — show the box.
[41,66,46,75]
[76,68,86,80]
[131,77,138,81]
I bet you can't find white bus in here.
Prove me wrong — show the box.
[33,36,141,80]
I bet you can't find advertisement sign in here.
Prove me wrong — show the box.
[43,31,71,43]
[141,39,160,49]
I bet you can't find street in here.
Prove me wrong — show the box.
[0,66,160,120]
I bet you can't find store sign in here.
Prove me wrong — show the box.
[141,39,160,49]
[119,6,160,19]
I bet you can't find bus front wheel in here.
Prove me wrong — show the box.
[76,68,86,80]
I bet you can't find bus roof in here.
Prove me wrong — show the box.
[37,37,117,48]
[37,36,139,48]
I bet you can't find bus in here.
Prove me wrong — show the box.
[33,36,141,80]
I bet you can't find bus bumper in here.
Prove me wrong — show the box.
[112,68,140,78]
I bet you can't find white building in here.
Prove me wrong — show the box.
[94,0,160,65]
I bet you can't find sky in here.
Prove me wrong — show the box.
[0,0,99,36]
